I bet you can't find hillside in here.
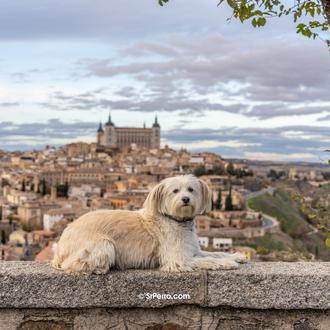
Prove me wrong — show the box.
[248,190,310,237]
[248,189,329,260]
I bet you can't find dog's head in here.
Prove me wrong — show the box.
[143,175,212,221]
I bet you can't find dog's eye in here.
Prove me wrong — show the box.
[187,187,194,193]
[173,189,179,194]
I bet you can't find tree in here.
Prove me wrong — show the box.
[57,181,69,198]
[21,179,26,192]
[41,178,47,196]
[193,165,207,177]
[1,230,6,245]
[226,162,236,176]
[216,189,222,210]
[158,0,330,47]
[225,184,234,211]
[211,198,215,210]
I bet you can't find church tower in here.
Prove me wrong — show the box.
[103,113,116,147]
[96,122,104,145]
[151,115,160,149]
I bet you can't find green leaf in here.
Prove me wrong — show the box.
[326,238,330,248]
[257,17,266,26]
[227,0,238,9]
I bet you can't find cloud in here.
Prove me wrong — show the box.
[243,152,316,161]
[40,89,248,115]
[0,119,327,162]
[162,125,329,161]
[0,0,328,161]
[165,139,261,150]
[249,103,330,120]
[318,114,330,121]
[0,0,234,42]
[0,119,96,147]
[0,102,19,107]
[80,34,330,120]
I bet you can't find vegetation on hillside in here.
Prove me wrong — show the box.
[248,190,310,237]
[248,189,329,260]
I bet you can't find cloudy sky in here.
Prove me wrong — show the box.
[0,0,329,162]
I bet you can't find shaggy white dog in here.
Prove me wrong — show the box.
[52,175,245,274]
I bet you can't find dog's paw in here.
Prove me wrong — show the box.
[191,257,239,270]
[209,258,239,270]
[230,252,247,264]
[159,263,193,272]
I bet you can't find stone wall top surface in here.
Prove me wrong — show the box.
[0,261,329,310]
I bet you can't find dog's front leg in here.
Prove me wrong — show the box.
[158,226,198,272]
[158,245,195,272]
[198,250,247,264]
[186,256,239,270]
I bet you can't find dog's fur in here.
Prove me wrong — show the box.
[52,175,245,274]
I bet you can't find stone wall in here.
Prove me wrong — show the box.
[0,262,329,330]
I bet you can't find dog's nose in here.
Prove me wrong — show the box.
[182,197,190,204]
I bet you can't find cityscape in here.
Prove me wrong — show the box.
[0,1,330,327]
[0,114,329,263]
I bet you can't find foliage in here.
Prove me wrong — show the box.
[216,189,222,209]
[250,233,287,254]
[41,178,47,196]
[158,0,330,47]
[193,166,207,177]
[193,165,225,177]
[248,188,329,257]
[322,171,330,180]
[226,162,236,176]
[248,189,310,237]
[1,230,6,244]
[57,182,69,198]
[21,179,26,192]
[225,184,234,210]
[292,189,330,248]
[267,169,286,181]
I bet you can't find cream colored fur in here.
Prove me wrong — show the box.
[52,175,246,274]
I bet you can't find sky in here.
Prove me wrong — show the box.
[0,0,329,162]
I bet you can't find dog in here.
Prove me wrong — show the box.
[52,175,246,274]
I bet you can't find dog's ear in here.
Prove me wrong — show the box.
[198,178,212,214]
[143,181,165,215]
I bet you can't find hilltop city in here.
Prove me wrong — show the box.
[0,114,329,262]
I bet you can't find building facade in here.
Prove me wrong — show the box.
[97,114,160,149]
